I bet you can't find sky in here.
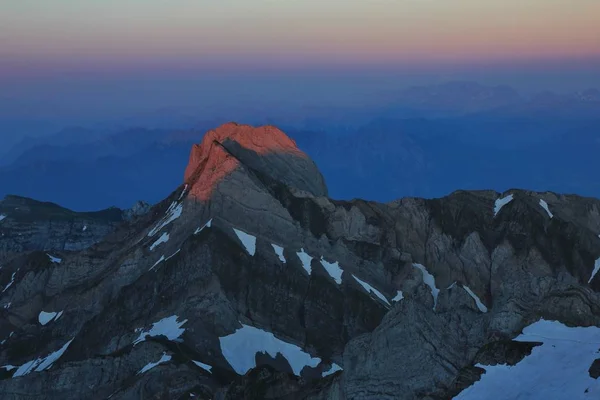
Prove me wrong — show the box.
[1,0,599,122]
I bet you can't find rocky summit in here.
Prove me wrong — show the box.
[1,122,600,399]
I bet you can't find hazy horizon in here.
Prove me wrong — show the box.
[2,0,599,124]
[2,65,599,123]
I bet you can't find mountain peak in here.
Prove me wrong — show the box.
[183,122,327,201]
[206,122,303,155]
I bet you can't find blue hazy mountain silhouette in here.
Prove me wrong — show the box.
[1,82,598,210]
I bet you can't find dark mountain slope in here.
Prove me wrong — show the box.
[0,195,149,266]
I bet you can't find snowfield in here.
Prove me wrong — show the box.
[455,319,600,399]
[462,285,488,313]
[320,257,344,285]
[194,218,212,235]
[219,324,321,376]
[352,274,390,306]
[234,228,256,256]
[7,339,74,378]
[494,194,514,216]
[138,353,171,374]
[148,201,183,237]
[47,254,62,264]
[588,258,600,284]
[272,244,286,263]
[38,310,63,325]
[296,248,313,275]
[539,199,554,218]
[149,232,169,251]
[413,263,439,310]
[134,315,188,345]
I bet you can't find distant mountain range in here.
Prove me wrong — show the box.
[0,81,598,210]
[0,128,205,210]
[378,81,600,119]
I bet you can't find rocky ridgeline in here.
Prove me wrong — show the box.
[0,122,600,399]
[0,196,151,265]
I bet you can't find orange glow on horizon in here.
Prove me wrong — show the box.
[1,0,599,69]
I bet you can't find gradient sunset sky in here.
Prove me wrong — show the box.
[1,0,599,120]
[3,0,600,66]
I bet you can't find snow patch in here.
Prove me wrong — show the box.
[178,184,188,200]
[392,291,404,302]
[320,257,343,285]
[149,255,165,271]
[219,324,321,376]
[1,331,14,345]
[2,272,16,293]
[233,228,256,256]
[134,315,187,345]
[0,214,6,222]
[12,338,74,377]
[462,286,488,313]
[47,254,62,264]
[149,232,169,251]
[413,263,439,310]
[82,225,87,231]
[38,311,58,325]
[0,365,16,371]
[539,199,554,218]
[12,360,38,377]
[165,249,180,261]
[494,194,514,217]
[352,275,391,306]
[34,339,74,372]
[272,244,286,263]
[194,219,212,234]
[588,258,600,284]
[296,249,313,275]
[149,249,180,272]
[138,352,171,374]
[148,202,183,237]
[322,363,343,377]
[192,360,213,373]
[454,319,600,399]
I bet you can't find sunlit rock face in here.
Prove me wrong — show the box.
[183,122,327,201]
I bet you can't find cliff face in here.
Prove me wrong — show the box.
[1,123,600,399]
